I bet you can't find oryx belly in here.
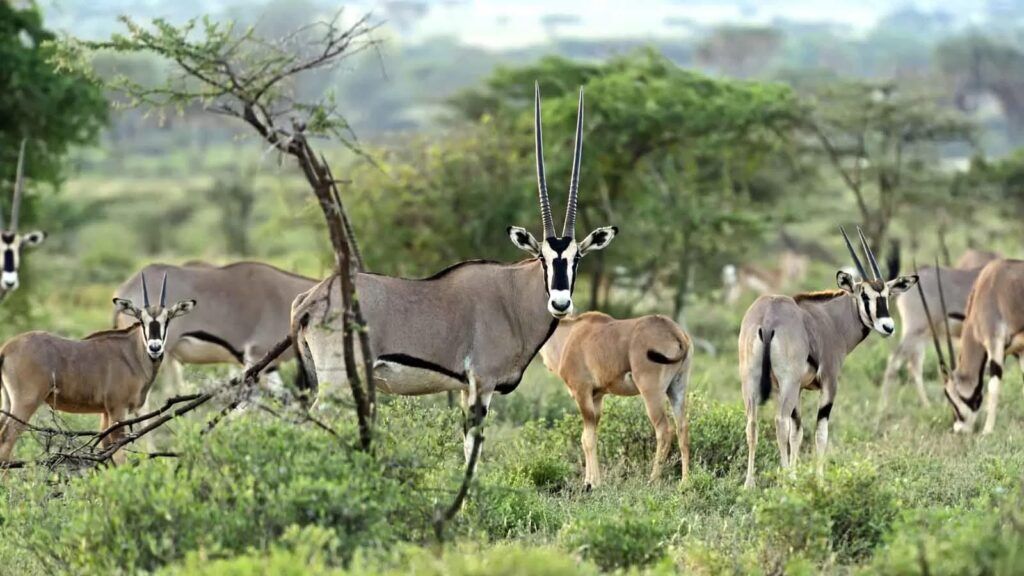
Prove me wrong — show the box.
[373,358,468,396]
[607,371,639,396]
[172,334,243,365]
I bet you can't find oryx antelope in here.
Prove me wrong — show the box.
[292,84,617,464]
[539,312,692,488]
[0,140,47,299]
[879,249,1001,414]
[937,258,1024,434]
[739,227,917,488]
[113,261,318,393]
[0,274,195,463]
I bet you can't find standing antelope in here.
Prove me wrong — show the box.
[739,227,917,488]
[539,312,692,488]
[936,259,1024,434]
[292,84,617,464]
[879,249,1000,414]
[113,261,318,393]
[0,274,195,463]
[0,140,47,299]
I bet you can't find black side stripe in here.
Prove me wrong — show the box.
[948,312,966,321]
[377,353,467,384]
[180,331,245,363]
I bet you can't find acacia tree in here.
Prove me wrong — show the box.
[58,13,380,450]
[453,50,803,314]
[809,81,975,251]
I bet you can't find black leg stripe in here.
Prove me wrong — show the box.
[817,402,833,421]
[989,360,1003,379]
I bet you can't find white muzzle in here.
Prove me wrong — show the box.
[874,317,895,337]
[1,272,18,291]
[548,289,572,317]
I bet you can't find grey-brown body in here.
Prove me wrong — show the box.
[945,259,1024,434]
[880,261,993,413]
[114,262,317,370]
[539,312,692,487]
[0,325,159,463]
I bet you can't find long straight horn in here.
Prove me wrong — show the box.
[562,87,584,238]
[10,139,27,231]
[160,272,168,308]
[935,257,956,371]
[840,226,868,280]
[857,226,882,280]
[914,260,949,378]
[141,271,151,307]
[534,82,555,239]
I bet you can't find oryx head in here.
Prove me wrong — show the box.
[508,83,617,318]
[0,140,46,294]
[836,226,917,337]
[113,272,196,360]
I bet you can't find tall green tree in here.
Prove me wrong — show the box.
[0,2,107,188]
[453,50,803,314]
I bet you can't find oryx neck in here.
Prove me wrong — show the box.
[811,292,872,355]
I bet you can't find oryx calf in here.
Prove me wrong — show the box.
[114,261,318,392]
[0,140,47,299]
[879,250,1000,414]
[0,274,194,463]
[539,312,692,488]
[292,84,618,465]
[739,227,917,488]
[941,259,1024,434]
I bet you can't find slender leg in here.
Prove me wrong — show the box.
[572,387,603,489]
[106,407,129,465]
[0,398,40,462]
[460,386,492,467]
[640,385,673,483]
[667,364,691,481]
[982,343,1005,435]
[906,340,930,408]
[744,398,758,489]
[788,405,803,467]
[815,389,834,479]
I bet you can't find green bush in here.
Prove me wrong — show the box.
[754,462,899,566]
[870,503,1024,576]
[0,417,432,574]
[559,502,682,571]
[467,483,564,539]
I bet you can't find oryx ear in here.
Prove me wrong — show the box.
[887,275,918,296]
[112,298,141,319]
[579,226,618,256]
[836,270,857,293]
[507,226,540,256]
[22,231,46,247]
[169,299,197,319]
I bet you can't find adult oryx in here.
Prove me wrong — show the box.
[0,140,47,299]
[539,311,692,488]
[0,273,195,463]
[739,227,917,488]
[878,249,1001,415]
[113,261,318,393]
[935,259,1024,434]
[292,84,617,463]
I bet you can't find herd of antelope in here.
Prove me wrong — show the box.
[0,85,1019,489]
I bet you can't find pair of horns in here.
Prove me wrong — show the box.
[915,257,957,377]
[535,82,584,239]
[1,139,27,232]
[140,272,169,308]
[840,225,883,281]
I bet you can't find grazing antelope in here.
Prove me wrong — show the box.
[936,259,1024,434]
[0,140,47,299]
[0,274,195,463]
[292,84,617,464]
[539,312,692,488]
[879,249,1001,414]
[739,227,917,488]
[113,261,318,393]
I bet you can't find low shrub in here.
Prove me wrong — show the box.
[754,461,899,567]
[559,501,683,571]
